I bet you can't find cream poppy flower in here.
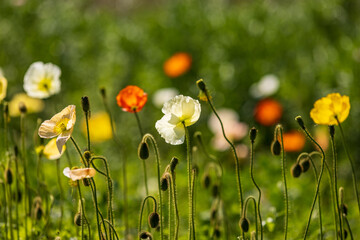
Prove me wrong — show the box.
[24,62,61,99]
[155,95,201,145]
[0,76,7,102]
[63,167,96,181]
[38,105,76,154]
[43,139,66,160]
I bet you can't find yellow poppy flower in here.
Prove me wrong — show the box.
[310,93,350,125]
[43,139,66,160]
[38,105,76,154]
[0,76,7,102]
[9,93,45,117]
[63,167,96,181]
[81,111,112,143]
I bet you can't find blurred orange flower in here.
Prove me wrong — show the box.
[163,52,192,78]
[282,131,305,152]
[254,99,283,126]
[116,85,147,113]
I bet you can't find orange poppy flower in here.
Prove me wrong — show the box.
[116,85,147,112]
[254,98,283,126]
[282,131,305,152]
[163,52,192,78]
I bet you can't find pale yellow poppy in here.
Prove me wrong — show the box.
[9,93,45,117]
[43,139,66,160]
[0,76,7,102]
[81,112,112,143]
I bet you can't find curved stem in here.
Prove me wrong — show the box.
[138,195,157,233]
[70,137,86,166]
[242,196,258,237]
[336,118,360,214]
[278,127,288,240]
[101,219,120,240]
[250,137,263,240]
[143,134,164,240]
[77,182,91,240]
[89,178,103,240]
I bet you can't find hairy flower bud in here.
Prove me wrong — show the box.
[249,127,257,142]
[196,79,207,92]
[202,173,211,189]
[139,231,152,239]
[138,141,149,160]
[295,116,305,130]
[81,96,90,113]
[148,212,160,229]
[74,212,82,226]
[271,140,281,156]
[170,157,179,172]
[5,168,13,185]
[291,163,302,178]
[160,177,168,191]
[300,158,310,173]
[239,217,249,232]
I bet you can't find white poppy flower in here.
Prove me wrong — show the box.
[155,95,201,145]
[250,74,279,98]
[24,62,61,99]
[63,167,96,181]
[38,105,76,153]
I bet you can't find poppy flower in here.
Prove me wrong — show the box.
[310,93,350,125]
[63,167,96,181]
[155,95,201,145]
[38,105,76,154]
[163,52,192,78]
[282,131,305,152]
[116,85,147,113]
[23,62,61,99]
[254,98,283,126]
[43,138,66,160]
[9,93,45,117]
[0,76,7,102]
[81,112,112,143]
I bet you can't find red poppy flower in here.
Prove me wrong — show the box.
[116,85,147,112]
[282,131,306,152]
[163,52,192,78]
[254,98,283,126]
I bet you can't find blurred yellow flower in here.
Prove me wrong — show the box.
[310,93,350,125]
[38,105,76,154]
[9,93,45,117]
[81,112,112,143]
[43,139,66,160]
[0,76,7,102]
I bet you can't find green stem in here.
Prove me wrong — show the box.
[138,195,157,233]
[168,177,172,240]
[2,183,8,240]
[184,125,193,240]
[89,177,102,240]
[14,152,20,240]
[336,118,360,214]
[84,110,91,152]
[204,91,244,235]
[70,137,86,166]
[77,182,91,240]
[56,159,64,231]
[343,216,353,240]
[170,173,179,240]
[250,136,263,240]
[143,134,164,240]
[242,196,258,238]
[298,124,325,239]
[278,127,288,240]
[20,113,29,240]
[191,168,197,240]
[134,111,144,136]
[101,219,120,240]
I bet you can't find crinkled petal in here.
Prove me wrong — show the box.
[56,132,71,154]
[68,168,96,181]
[63,167,71,178]
[155,114,185,145]
[38,120,58,138]
[43,138,65,160]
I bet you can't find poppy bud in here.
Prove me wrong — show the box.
[139,231,152,239]
[81,96,90,113]
[5,168,13,185]
[300,158,310,173]
[170,157,179,172]
[239,217,249,232]
[271,140,281,156]
[341,203,348,216]
[329,125,335,138]
[74,212,82,226]
[138,141,149,160]
[291,164,302,178]
[148,212,160,228]
[202,173,211,189]
[82,178,91,187]
[196,79,207,92]
[19,102,27,114]
[34,206,43,220]
[249,127,257,142]
[212,184,219,198]
[160,177,168,191]
[100,87,106,98]
[214,227,221,238]
[84,151,92,161]
[13,190,22,203]
[295,116,305,130]
[210,208,217,221]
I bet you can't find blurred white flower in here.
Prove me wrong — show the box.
[24,61,61,99]
[63,167,96,181]
[250,74,279,98]
[208,108,248,151]
[152,88,179,108]
[155,95,201,145]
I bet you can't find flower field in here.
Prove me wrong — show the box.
[1,0,360,239]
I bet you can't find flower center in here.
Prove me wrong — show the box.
[54,118,69,134]
[38,78,52,92]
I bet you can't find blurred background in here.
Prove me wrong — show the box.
[1,0,360,238]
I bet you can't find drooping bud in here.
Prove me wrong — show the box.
[81,96,90,113]
[212,184,219,198]
[139,231,152,239]
[271,140,281,156]
[202,173,211,189]
[170,157,179,172]
[74,212,82,226]
[34,206,43,220]
[160,177,168,191]
[291,164,302,178]
[329,125,335,138]
[5,168,13,185]
[19,101,27,114]
[239,217,250,232]
[300,158,310,173]
[214,226,221,238]
[341,203,348,216]
[295,116,305,130]
[84,151,92,161]
[148,212,160,228]
[249,127,257,142]
[138,141,149,160]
